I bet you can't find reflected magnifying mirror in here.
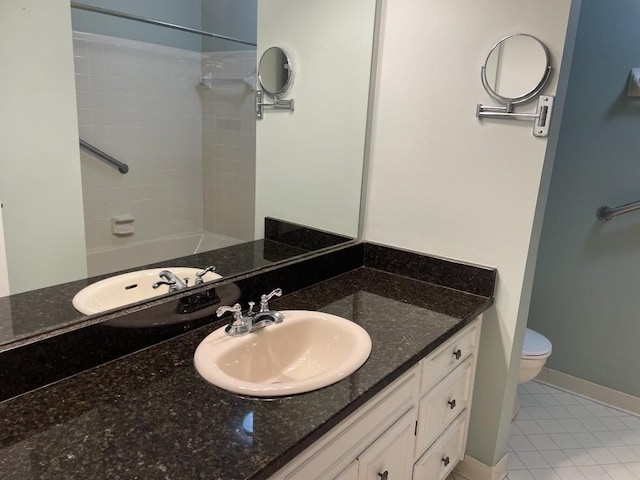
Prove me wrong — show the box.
[256,46,295,119]
[258,47,293,97]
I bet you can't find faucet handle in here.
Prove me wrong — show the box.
[195,265,216,285]
[216,303,243,321]
[260,288,283,312]
[152,279,176,290]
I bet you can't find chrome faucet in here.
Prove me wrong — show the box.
[195,265,216,285]
[217,288,284,336]
[152,270,188,292]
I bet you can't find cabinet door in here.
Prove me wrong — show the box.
[334,460,358,480]
[357,409,415,480]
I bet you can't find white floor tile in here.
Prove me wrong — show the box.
[553,466,588,480]
[608,445,640,463]
[533,394,561,407]
[517,451,551,469]
[508,470,536,480]
[545,406,574,419]
[529,468,561,480]
[576,465,613,480]
[510,434,538,452]
[578,417,609,432]
[598,416,628,430]
[549,433,581,450]
[508,452,526,470]
[528,434,560,451]
[516,420,545,435]
[509,382,640,480]
[600,463,639,480]
[552,393,581,406]
[561,448,598,466]
[592,430,625,448]
[539,449,574,468]
[556,418,587,433]
[570,432,601,449]
[585,446,620,465]
[536,419,567,434]
[624,461,640,476]
[528,406,554,420]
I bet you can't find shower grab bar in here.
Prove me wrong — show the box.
[596,199,640,221]
[70,2,257,48]
[79,139,129,174]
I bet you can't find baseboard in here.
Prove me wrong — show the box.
[538,367,640,416]
[453,451,508,480]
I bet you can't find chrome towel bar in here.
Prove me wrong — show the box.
[70,2,256,47]
[79,139,129,174]
[596,200,640,221]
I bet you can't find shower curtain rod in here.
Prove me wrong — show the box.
[70,2,257,48]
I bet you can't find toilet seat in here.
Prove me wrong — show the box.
[522,328,552,358]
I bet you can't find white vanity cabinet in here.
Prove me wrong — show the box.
[270,317,482,480]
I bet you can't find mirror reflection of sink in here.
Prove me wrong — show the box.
[72,267,222,315]
[194,310,372,397]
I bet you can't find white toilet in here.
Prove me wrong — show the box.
[513,328,552,418]
[519,328,552,383]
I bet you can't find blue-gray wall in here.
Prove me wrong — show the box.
[202,0,256,52]
[529,0,640,396]
[71,0,255,52]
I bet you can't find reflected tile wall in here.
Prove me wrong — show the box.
[73,31,204,250]
[200,50,256,242]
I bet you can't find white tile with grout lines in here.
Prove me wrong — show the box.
[507,381,640,480]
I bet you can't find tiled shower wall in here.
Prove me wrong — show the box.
[73,32,256,251]
[74,31,203,251]
[201,50,256,241]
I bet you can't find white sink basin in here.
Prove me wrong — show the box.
[194,310,372,397]
[72,267,222,315]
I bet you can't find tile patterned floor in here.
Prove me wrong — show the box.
[507,381,640,480]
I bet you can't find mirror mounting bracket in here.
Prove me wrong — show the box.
[476,95,554,138]
[256,90,295,120]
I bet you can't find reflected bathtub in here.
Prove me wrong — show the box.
[87,232,243,277]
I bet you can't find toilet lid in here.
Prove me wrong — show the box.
[523,328,552,356]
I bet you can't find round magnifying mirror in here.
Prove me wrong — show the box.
[258,47,293,97]
[481,34,551,104]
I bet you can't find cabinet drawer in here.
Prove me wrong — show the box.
[279,365,420,480]
[420,318,480,394]
[415,357,473,457]
[357,409,415,480]
[413,414,468,480]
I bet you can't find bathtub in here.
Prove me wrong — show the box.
[87,232,244,277]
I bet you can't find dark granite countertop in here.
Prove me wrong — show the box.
[0,267,492,480]
[0,238,334,352]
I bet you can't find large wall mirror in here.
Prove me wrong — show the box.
[0,0,377,347]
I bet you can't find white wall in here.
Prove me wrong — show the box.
[0,0,87,294]
[364,0,572,467]
[255,0,376,239]
[0,204,9,298]
[529,0,640,398]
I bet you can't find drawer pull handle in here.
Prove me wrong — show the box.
[442,456,450,467]
[448,399,456,409]
[453,349,462,360]
[378,471,389,480]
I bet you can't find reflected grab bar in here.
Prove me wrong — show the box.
[70,2,257,47]
[79,139,129,174]
[596,200,640,221]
